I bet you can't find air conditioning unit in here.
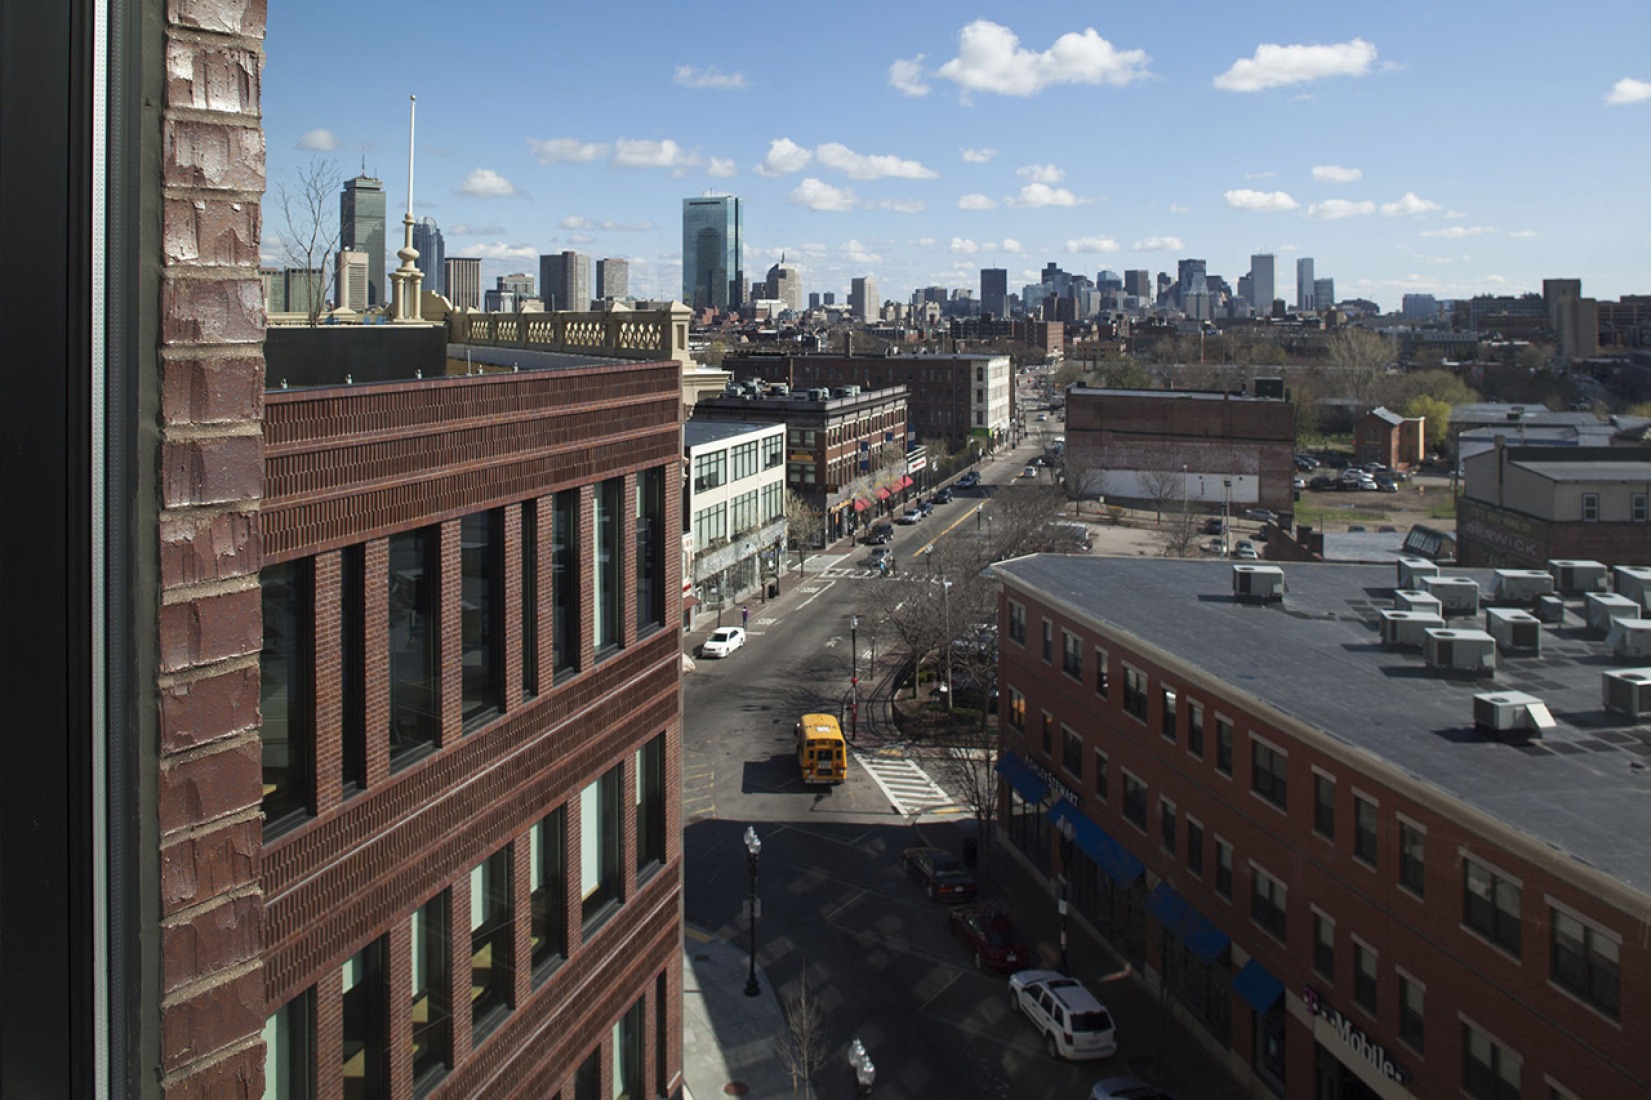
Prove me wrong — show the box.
[1612,566,1651,610]
[1232,564,1286,602]
[1484,607,1542,655]
[1608,619,1651,660]
[1549,559,1608,596]
[1536,594,1566,624]
[1585,592,1640,634]
[1396,557,1439,589]
[1473,691,1555,736]
[1394,589,1443,616]
[1491,569,1555,606]
[1421,575,1480,618]
[1424,628,1497,677]
[840,384,861,397]
[1380,610,1445,649]
[1602,667,1651,717]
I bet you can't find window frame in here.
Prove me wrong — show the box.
[1061,630,1083,680]
[1398,816,1427,897]
[1185,815,1204,877]
[1159,797,1177,854]
[1461,1018,1521,1100]
[1397,969,1426,1054]
[1353,793,1379,868]
[1312,908,1335,981]
[1122,665,1149,723]
[1122,770,1148,831]
[1092,749,1109,802]
[1250,862,1288,943]
[1547,900,1620,1020]
[1186,699,1204,757]
[1160,686,1178,741]
[1008,601,1026,645]
[1215,715,1233,775]
[1215,838,1233,900]
[1094,647,1109,698]
[1312,769,1336,841]
[1250,735,1288,812]
[1462,856,1523,959]
[1352,937,1378,1013]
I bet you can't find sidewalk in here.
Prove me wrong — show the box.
[681,924,813,1100]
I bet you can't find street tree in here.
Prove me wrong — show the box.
[782,490,825,577]
[774,961,831,1099]
[1403,394,1453,450]
[1324,328,1395,406]
[1060,451,1108,517]
[273,157,343,326]
[1138,468,1186,525]
[1156,501,1201,558]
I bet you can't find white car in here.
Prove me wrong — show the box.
[1008,970,1118,1060]
[701,626,745,658]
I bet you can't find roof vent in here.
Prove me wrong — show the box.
[1608,619,1651,660]
[1549,559,1608,596]
[1473,690,1555,737]
[1424,627,1497,678]
[1612,565,1651,610]
[1585,592,1640,634]
[1394,589,1443,616]
[1535,594,1565,623]
[1396,557,1439,589]
[1484,607,1542,655]
[1491,569,1555,606]
[1420,575,1480,618]
[1602,667,1651,717]
[1380,610,1445,649]
[1232,564,1286,602]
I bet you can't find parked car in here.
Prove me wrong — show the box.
[900,847,976,902]
[958,472,980,488]
[700,626,746,658]
[1202,517,1225,535]
[931,674,1000,709]
[1309,475,1337,491]
[1294,454,1320,470]
[1376,478,1399,492]
[1293,476,1306,490]
[934,487,955,504]
[1244,508,1279,524]
[862,525,893,545]
[949,907,1031,973]
[1235,544,1260,560]
[896,509,922,524]
[1008,970,1118,1060]
[1088,1076,1176,1100]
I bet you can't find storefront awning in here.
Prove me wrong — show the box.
[899,475,914,489]
[1233,958,1285,1012]
[1145,882,1231,965]
[875,487,891,500]
[994,751,1049,804]
[1047,800,1145,886]
[682,595,701,609]
[853,498,869,512]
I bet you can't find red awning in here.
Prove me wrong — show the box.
[899,475,914,489]
[682,595,701,609]
[875,487,891,500]
[853,498,869,512]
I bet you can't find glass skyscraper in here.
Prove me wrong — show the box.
[413,216,445,297]
[681,195,743,312]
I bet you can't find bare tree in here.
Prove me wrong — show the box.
[274,157,343,326]
[774,961,831,1099]
[783,490,826,576]
[1156,501,1200,558]
[1060,451,1108,517]
[1324,328,1395,407]
[1138,468,1186,526]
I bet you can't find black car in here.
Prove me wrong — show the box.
[1309,475,1337,491]
[958,472,980,488]
[862,525,893,545]
[935,487,954,504]
[900,847,977,902]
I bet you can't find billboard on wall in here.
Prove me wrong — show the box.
[1455,501,1546,566]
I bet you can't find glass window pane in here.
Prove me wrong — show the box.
[263,989,314,1100]
[470,848,513,1043]
[636,735,666,874]
[635,468,665,633]
[461,511,502,727]
[410,894,450,1086]
[552,489,579,676]
[341,546,366,795]
[341,940,386,1100]
[261,560,311,831]
[531,807,568,979]
[595,478,622,653]
[582,765,623,933]
[522,500,539,698]
[388,528,439,768]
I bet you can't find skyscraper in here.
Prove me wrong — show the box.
[539,250,592,311]
[1175,259,1207,309]
[850,276,877,322]
[1315,278,1335,311]
[765,258,802,312]
[444,256,481,310]
[336,248,369,311]
[1125,269,1151,299]
[339,175,386,307]
[413,216,445,296]
[681,194,743,312]
[980,268,1008,317]
[1296,257,1315,311]
[595,257,629,301]
[1249,253,1276,312]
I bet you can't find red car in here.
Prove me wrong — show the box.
[900,846,976,902]
[949,906,1031,972]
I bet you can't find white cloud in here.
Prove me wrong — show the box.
[707,157,737,178]
[466,241,537,261]
[914,237,937,247]
[1066,236,1120,253]
[789,178,857,212]
[1380,191,1441,216]
[1224,188,1298,211]
[1307,198,1376,219]
[1420,225,1492,239]
[558,216,656,232]
[961,147,998,164]
[1243,170,1277,180]
[1312,164,1362,183]
[957,193,997,210]
[935,19,1151,98]
[1605,77,1651,106]
[565,233,596,246]
[1507,229,1538,239]
[1214,38,1378,92]
[458,168,516,198]
[841,239,883,264]
[868,197,925,213]
[527,138,610,164]
[1001,238,1023,253]
[613,138,693,169]
[1016,163,1065,185]
[950,238,981,254]
[1169,203,1191,214]
[673,65,747,91]
[297,128,337,151]
[1006,183,1085,207]
[888,55,930,96]
[1131,236,1182,251]
[447,222,505,236]
[755,137,812,177]
[816,142,938,181]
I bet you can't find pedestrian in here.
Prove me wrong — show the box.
[741,605,749,627]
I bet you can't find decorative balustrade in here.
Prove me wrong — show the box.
[449,305,692,365]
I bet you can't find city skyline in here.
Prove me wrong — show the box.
[262,4,1651,307]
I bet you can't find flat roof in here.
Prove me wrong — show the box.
[993,556,1651,895]
[1517,458,1651,482]
[684,419,778,448]
[1069,387,1284,403]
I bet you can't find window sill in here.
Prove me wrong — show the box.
[1545,979,1622,1030]
[1459,923,1523,967]
[530,953,567,990]
[1249,790,1289,817]
[471,1002,511,1048]
[1352,854,1378,873]
[582,898,622,942]
[1397,880,1425,903]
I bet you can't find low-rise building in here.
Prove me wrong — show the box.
[1354,406,1425,470]
[1458,442,1651,567]
[684,420,788,629]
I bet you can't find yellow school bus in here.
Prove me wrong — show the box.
[795,713,848,785]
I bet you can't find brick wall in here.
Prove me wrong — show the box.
[154,0,268,1095]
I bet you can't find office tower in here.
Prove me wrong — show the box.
[336,249,370,311]
[539,250,592,311]
[823,291,835,305]
[1296,257,1315,311]
[681,194,743,312]
[1097,269,1122,293]
[339,175,386,307]
[1315,278,1335,310]
[1236,275,1253,308]
[1157,271,1173,299]
[444,256,481,309]
[981,267,1008,317]
[283,267,324,316]
[1175,259,1207,308]
[412,216,445,296]
[261,267,286,312]
[809,292,821,310]
[1249,253,1276,312]
[765,258,802,312]
[1544,278,1597,361]
[596,257,630,300]
[1124,269,1151,300]
[850,276,877,321]
[499,272,535,300]
[1402,294,1440,321]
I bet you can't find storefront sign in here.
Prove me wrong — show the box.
[1302,987,1410,1085]
[1023,758,1079,806]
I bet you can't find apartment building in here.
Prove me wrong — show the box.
[684,419,788,629]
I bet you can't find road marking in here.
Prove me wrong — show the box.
[854,752,956,816]
[795,578,838,609]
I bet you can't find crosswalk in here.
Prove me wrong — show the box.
[854,750,960,817]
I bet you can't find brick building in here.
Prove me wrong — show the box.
[994,556,1647,1100]
[1064,388,1297,515]
[1352,407,1424,471]
[1458,443,1651,568]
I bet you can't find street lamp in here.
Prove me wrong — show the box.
[742,826,762,997]
[941,578,953,712]
[850,614,860,742]
[1055,814,1075,972]
[849,1039,876,1099]
[1222,477,1232,558]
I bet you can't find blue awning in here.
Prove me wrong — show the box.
[1233,958,1285,1012]
[1145,882,1231,966]
[1047,801,1145,885]
[995,751,1049,804]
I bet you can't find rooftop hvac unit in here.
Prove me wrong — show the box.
[1421,575,1480,618]
[1585,592,1640,634]
[1394,589,1444,616]
[1608,619,1651,660]
[809,388,832,401]
[1232,564,1286,602]
[1484,607,1542,655]
[1424,628,1497,678]
[1380,610,1445,649]
[1612,565,1651,609]
[1549,559,1608,596]
[1602,667,1651,718]
[1491,569,1555,606]
[1396,557,1439,589]
[840,384,861,397]
[1473,691,1556,737]
[770,382,790,396]
[1536,594,1566,623]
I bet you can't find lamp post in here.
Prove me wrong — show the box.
[1056,814,1075,972]
[850,614,860,743]
[849,1039,876,1099]
[1222,477,1232,558]
[742,826,762,997]
[942,578,953,712]
[975,504,984,563]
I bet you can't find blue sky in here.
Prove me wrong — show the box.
[262,3,1651,310]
